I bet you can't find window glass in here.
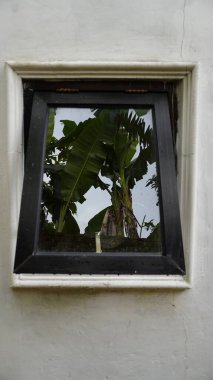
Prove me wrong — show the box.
[38,107,162,254]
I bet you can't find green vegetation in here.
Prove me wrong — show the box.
[40,108,160,251]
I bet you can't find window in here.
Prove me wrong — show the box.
[14,80,185,275]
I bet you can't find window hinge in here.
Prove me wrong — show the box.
[56,88,79,93]
[125,89,148,93]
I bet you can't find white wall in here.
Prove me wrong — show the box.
[0,0,213,379]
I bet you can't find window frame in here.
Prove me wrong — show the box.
[14,86,185,275]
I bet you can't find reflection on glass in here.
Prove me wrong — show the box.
[38,107,161,253]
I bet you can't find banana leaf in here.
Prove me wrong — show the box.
[125,146,155,189]
[85,206,111,235]
[54,111,118,203]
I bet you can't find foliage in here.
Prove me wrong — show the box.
[41,107,159,244]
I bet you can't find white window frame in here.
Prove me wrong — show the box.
[6,61,198,288]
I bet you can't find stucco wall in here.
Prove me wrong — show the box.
[0,0,213,379]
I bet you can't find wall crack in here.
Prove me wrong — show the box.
[181,0,187,59]
[183,317,189,380]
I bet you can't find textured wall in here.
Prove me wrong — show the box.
[0,0,213,379]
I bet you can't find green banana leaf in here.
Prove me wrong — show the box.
[126,146,155,189]
[85,206,111,235]
[63,211,80,234]
[54,111,118,203]
[47,108,56,145]
[135,109,149,118]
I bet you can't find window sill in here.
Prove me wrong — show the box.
[12,273,190,289]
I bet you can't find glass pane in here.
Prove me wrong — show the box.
[38,107,161,253]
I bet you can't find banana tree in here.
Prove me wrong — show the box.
[41,109,120,233]
[85,109,155,239]
[41,107,156,242]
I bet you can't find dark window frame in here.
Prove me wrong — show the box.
[14,82,185,275]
